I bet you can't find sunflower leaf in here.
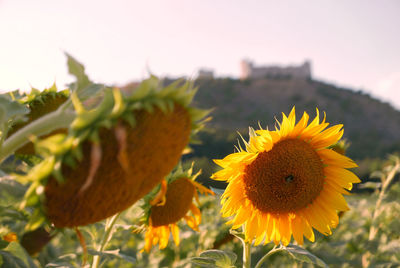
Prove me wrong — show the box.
[284,244,328,268]
[0,176,27,199]
[192,249,237,268]
[191,257,217,267]
[0,242,37,268]
[88,249,136,264]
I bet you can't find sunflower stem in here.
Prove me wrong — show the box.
[230,229,251,268]
[91,213,120,268]
[254,244,284,268]
[242,240,251,268]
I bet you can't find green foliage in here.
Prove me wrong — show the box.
[0,242,37,268]
[284,245,328,267]
[191,249,237,267]
[0,94,29,144]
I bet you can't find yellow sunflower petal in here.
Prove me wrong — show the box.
[150,179,168,206]
[229,206,251,228]
[244,211,260,242]
[318,188,350,211]
[310,125,344,149]
[292,215,305,245]
[324,166,361,184]
[170,223,180,246]
[144,227,154,253]
[184,215,198,231]
[190,203,202,226]
[318,149,358,168]
[303,218,315,242]
[279,214,292,246]
[290,111,309,138]
[159,225,170,249]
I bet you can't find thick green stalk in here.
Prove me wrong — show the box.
[0,109,75,162]
[242,240,251,268]
[91,213,120,268]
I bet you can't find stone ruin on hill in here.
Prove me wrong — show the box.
[240,59,312,80]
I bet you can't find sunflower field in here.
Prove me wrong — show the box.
[0,56,399,268]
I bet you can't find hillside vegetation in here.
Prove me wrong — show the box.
[191,77,400,160]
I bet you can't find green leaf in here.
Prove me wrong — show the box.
[0,176,27,198]
[0,250,27,268]
[1,242,37,268]
[45,253,77,267]
[0,94,29,138]
[88,249,136,264]
[191,257,217,268]
[192,249,236,268]
[65,53,90,91]
[0,206,27,221]
[284,244,328,268]
[0,240,8,250]
[201,250,237,267]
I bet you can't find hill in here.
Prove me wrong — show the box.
[190,77,400,161]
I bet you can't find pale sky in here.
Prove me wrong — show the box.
[1,0,399,109]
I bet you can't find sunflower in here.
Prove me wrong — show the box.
[17,76,209,229]
[144,177,213,252]
[212,107,360,246]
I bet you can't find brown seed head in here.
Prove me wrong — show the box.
[243,139,324,213]
[44,104,191,227]
[150,178,195,227]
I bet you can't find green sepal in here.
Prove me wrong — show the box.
[25,208,46,232]
[65,53,91,92]
[110,87,126,118]
[71,89,115,131]
[16,156,56,185]
[0,95,30,142]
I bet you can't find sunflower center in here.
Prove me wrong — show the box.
[150,178,195,227]
[243,138,324,213]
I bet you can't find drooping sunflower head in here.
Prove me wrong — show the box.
[212,107,360,246]
[17,76,209,229]
[142,165,213,252]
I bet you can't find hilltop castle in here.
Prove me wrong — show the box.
[240,60,312,80]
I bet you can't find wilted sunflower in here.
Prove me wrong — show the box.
[143,174,213,252]
[18,76,208,228]
[212,107,360,246]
